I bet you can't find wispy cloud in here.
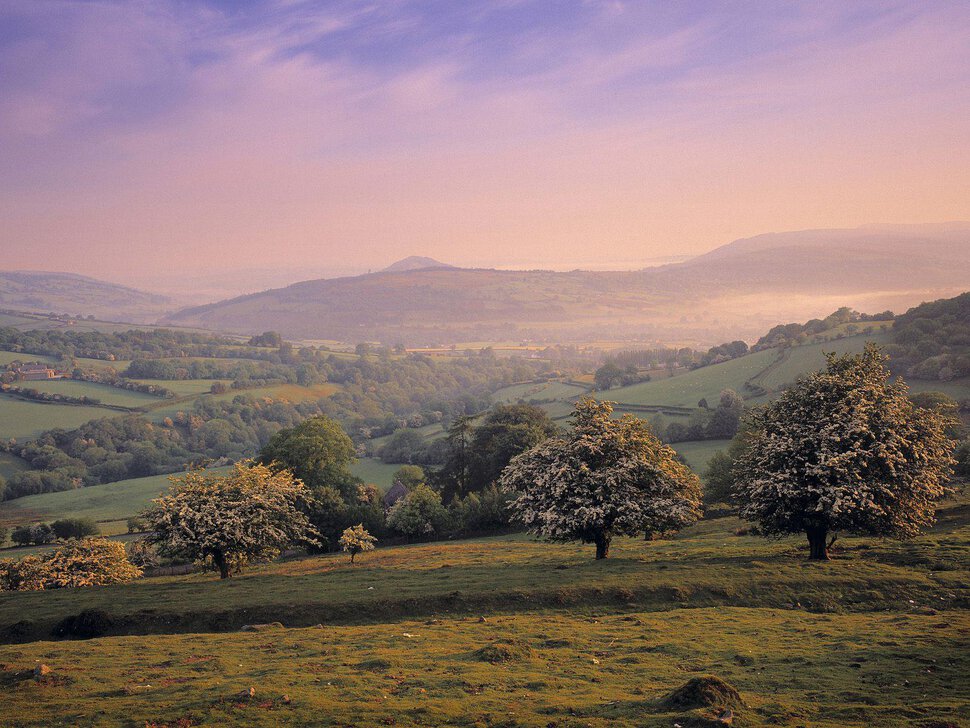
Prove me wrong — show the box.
[0,0,967,279]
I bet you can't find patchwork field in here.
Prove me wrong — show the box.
[0,489,967,726]
[491,380,589,404]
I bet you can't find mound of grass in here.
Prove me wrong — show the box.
[474,639,533,663]
[660,675,743,710]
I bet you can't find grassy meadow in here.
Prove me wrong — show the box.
[0,394,115,441]
[0,489,967,726]
[18,379,160,408]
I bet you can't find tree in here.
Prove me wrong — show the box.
[705,389,744,439]
[393,465,426,490]
[0,525,7,546]
[339,524,376,563]
[465,404,558,494]
[594,361,623,390]
[142,462,319,579]
[51,517,100,540]
[257,416,357,495]
[734,346,955,560]
[500,398,702,559]
[379,429,426,464]
[11,523,55,546]
[387,484,450,541]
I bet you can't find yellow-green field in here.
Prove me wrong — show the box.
[15,379,160,408]
[0,489,967,726]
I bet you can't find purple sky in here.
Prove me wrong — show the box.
[1,0,968,287]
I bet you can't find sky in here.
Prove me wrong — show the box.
[1,0,968,290]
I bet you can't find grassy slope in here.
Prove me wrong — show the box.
[349,458,402,490]
[0,491,966,726]
[0,395,115,441]
[0,608,964,728]
[492,381,589,404]
[673,439,731,474]
[16,379,159,408]
[602,349,779,408]
[0,468,233,535]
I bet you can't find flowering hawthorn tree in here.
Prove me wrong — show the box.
[734,345,954,560]
[142,462,319,578]
[500,398,702,559]
[338,524,377,563]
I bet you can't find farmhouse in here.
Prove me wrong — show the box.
[18,365,63,381]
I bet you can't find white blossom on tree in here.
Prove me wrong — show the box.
[500,398,702,559]
[141,461,320,578]
[338,524,377,563]
[734,345,955,560]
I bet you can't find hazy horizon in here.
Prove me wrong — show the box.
[2,1,968,284]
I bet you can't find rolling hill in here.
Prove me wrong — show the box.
[382,256,455,272]
[161,223,970,344]
[0,271,174,324]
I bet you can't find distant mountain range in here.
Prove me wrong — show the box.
[161,223,970,345]
[0,271,173,324]
[3,224,968,345]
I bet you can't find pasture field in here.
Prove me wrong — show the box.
[0,351,58,366]
[349,457,403,490]
[491,380,589,404]
[0,489,967,726]
[0,607,964,727]
[748,331,893,394]
[16,379,160,408]
[0,452,29,480]
[672,439,731,474]
[0,468,233,536]
[0,394,115,441]
[131,378,232,397]
[602,349,779,408]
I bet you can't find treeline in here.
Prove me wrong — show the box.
[887,292,970,381]
[0,327,257,362]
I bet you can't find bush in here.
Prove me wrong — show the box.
[0,538,142,592]
[11,523,55,546]
[387,484,451,540]
[51,517,100,540]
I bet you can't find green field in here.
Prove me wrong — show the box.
[602,349,779,408]
[349,457,404,490]
[0,490,966,726]
[0,394,114,441]
[16,379,160,408]
[0,452,28,480]
[492,380,589,404]
[0,351,58,366]
[749,332,893,393]
[0,468,233,536]
[672,439,731,474]
[131,378,232,397]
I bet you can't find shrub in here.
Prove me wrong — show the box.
[11,523,55,546]
[387,484,450,540]
[40,538,142,589]
[51,517,100,540]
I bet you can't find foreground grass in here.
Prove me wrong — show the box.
[1,500,966,643]
[1,607,965,727]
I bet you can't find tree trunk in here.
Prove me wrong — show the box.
[806,527,829,560]
[212,550,231,579]
[350,551,356,564]
[594,532,611,560]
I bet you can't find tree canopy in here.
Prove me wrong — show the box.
[142,462,319,578]
[500,398,702,559]
[734,345,955,559]
[257,415,357,495]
